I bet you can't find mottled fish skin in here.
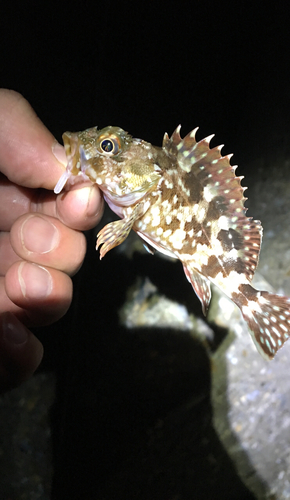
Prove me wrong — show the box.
[54,125,290,360]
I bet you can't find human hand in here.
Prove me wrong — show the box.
[0,89,103,392]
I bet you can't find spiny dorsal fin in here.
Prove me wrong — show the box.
[163,126,262,281]
[164,126,245,213]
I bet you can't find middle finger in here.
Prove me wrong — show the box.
[9,213,87,275]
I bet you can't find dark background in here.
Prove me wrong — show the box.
[1,2,290,499]
[2,3,290,165]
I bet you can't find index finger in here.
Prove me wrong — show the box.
[0,89,66,190]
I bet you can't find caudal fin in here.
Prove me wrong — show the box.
[240,290,290,359]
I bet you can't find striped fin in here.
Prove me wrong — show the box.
[163,127,263,281]
[183,264,211,315]
[163,126,247,217]
[235,284,290,359]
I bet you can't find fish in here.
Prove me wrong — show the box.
[54,125,290,359]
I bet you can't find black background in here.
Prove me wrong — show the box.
[2,3,290,165]
[1,2,290,499]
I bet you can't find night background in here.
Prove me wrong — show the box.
[1,2,290,499]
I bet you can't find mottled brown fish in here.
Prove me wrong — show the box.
[54,125,290,359]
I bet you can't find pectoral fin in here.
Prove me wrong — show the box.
[96,203,143,259]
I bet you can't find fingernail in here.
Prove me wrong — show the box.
[87,186,103,218]
[74,186,102,218]
[52,141,67,166]
[21,215,59,254]
[18,262,53,299]
[1,312,28,345]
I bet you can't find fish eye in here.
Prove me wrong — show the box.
[101,139,114,153]
[99,135,121,155]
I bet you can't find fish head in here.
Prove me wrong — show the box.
[54,126,162,207]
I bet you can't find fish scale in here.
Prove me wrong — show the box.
[54,124,290,359]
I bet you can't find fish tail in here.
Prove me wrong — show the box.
[237,284,290,359]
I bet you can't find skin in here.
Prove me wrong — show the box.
[0,89,104,392]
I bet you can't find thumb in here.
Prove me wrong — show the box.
[0,312,43,393]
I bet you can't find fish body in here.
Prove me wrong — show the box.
[54,125,290,359]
